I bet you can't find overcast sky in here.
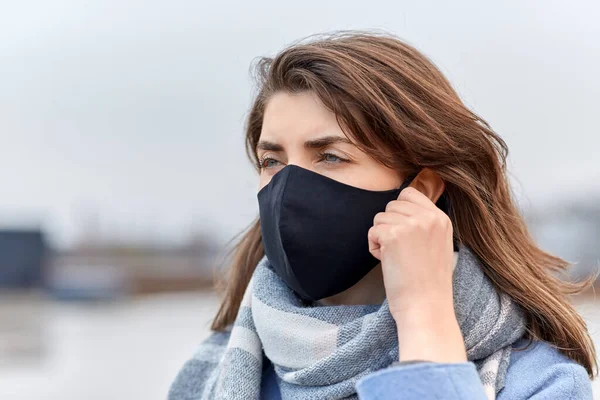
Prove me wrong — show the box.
[1,0,598,248]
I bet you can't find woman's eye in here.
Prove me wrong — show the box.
[266,159,280,168]
[260,157,281,169]
[321,153,347,164]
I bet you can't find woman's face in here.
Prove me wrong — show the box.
[257,91,402,191]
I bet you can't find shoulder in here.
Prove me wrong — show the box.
[168,329,232,400]
[500,338,593,399]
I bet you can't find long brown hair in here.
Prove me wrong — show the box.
[210,31,597,377]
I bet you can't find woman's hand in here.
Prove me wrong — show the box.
[368,186,467,363]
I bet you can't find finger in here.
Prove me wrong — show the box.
[384,199,425,216]
[368,224,392,260]
[373,211,407,226]
[398,186,438,211]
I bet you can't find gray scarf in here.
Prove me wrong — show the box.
[169,245,526,400]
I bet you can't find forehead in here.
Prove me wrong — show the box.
[260,91,347,143]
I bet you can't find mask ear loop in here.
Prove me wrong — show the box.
[398,172,419,191]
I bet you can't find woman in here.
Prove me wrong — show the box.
[169,32,596,399]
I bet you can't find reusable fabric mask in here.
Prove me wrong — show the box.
[257,164,415,301]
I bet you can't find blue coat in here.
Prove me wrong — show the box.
[259,338,593,399]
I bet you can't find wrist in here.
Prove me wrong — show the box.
[389,289,454,325]
[393,298,467,363]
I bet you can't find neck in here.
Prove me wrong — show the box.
[316,252,459,307]
[317,264,386,306]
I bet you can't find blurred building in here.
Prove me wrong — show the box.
[0,229,47,364]
[47,234,221,299]
[0,229,47,289]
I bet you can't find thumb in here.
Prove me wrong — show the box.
[368,225,383,260]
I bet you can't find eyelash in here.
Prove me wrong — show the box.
[257,152,350,170]
[257,156,280,170]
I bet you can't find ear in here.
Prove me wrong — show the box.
[409,168,445,204]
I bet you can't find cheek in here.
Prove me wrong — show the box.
[339,165,402,191]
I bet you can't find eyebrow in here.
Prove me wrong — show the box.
[256,136,354,152]
[304,136,354,149]
[255,141,284,152]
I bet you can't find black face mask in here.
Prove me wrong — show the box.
[257,165,415,301]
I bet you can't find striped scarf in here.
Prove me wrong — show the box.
[169,245,525,400]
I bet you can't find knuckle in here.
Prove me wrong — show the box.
[422,211,435,224]
[385,200,398,213]
[368,225,377,237]
[373,212,385,224]
[444,216,453,231]
[405,218,419,230]
[389,225,402,239]
[367,228,377,242]
[437,212,451,227]
[399,188,412,200]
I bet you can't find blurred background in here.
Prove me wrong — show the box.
[0,0,598,398]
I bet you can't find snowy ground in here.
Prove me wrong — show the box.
[0,292,598,399]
